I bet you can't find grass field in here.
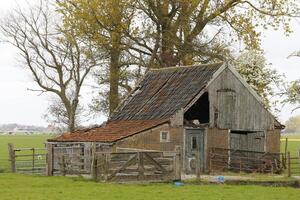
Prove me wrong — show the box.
[281,134,300,157]
[0,173,299,200]
[0,134,299,200]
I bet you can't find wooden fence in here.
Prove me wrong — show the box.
[46,143,181,182]
[8,143,47,174]
[287,151,300,177]
[209,148,284,173]
[92,151,180,182]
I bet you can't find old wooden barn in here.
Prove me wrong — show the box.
[47,62,284,176]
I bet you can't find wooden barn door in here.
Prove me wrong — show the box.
[185,129,205,174]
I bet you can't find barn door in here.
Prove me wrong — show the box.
[230,131,265,152]
[185,129,205,173]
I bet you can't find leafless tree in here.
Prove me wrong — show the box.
[0,2,102,131]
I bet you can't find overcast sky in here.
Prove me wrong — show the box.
[0,1,299,126]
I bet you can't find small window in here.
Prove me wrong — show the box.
[191,136,198,150]
[160,131,170,142]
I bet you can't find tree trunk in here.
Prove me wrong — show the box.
[109,31,121,116]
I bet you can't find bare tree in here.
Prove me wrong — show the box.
[0,2,101,132]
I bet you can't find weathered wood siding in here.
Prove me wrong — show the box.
[113,123,183,152]
[266,129,281,153]
[208,68,275,131]
[206,128,229,170]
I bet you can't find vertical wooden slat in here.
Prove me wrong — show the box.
[287,152,291,177]
[8,143,16,173]
[195,150,201,180]
[138,152,144,180]
[91,142,97,180]
[46,143,54,176]
[32,148,35,173]
[174,146,181,180]
[60,155,66,176]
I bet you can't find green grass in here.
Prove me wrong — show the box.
[0,173,299,200]
[281,133,300,157]
[0,135,52,171]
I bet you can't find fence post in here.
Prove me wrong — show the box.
[209,149,213,174]
[284,138,288,167]
[137,152,144,180]
[104,153,110,181]
[195,150,201,180]
[174,146,181,180]
[8,143,16,173]
[46,143,54,176]
[287,151,291,177]
[32,148,35,173]
[91,142,97,180]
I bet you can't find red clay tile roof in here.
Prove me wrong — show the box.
[48,119,168,142]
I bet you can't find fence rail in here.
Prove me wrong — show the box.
[209,147,284,173]
[8,143,47,174]
[287,151,300,177]
[93,151,177,182]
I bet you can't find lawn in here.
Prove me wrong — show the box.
[0,173,299,200]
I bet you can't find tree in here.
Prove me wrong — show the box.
[57,0,140,115]
[0,2,100,131]
[57,0,299,115]
[234,50,284,109]
[285,115,300,133]
[132,0,299,67]
[286,52,300,111]
[285,79,300,111]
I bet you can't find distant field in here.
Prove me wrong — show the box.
[281,133,300,157]
[0,173,299,200]
[0,135,52,171]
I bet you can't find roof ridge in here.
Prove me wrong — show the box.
[149,62,223,72]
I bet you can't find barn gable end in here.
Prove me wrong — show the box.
[207,65,276,131]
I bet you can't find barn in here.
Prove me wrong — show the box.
[48,62,283,174]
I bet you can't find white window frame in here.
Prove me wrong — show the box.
[160,131,170,143]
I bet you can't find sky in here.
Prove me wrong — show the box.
[0,1,299,127]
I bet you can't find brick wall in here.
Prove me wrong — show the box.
[113,123,183,152]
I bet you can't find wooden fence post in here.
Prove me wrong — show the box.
[32,148,35,173]
[287,151,291,177]
[137,152,144,180]
[46,143,54,176]
[283,138,288,167]
[91,142,97,180]
[8,143,16,173]
[195,150,201,180]
[174,146,181,180]
[104,153,110,181]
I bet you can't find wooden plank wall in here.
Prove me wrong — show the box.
[208,68,275,131]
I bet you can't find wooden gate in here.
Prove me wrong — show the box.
[93,151,179,182]
[8,143,47,174]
